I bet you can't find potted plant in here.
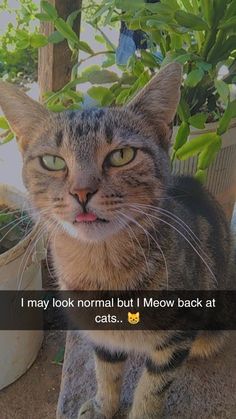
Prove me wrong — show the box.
[0,184,44,389]
[2,0,236,217]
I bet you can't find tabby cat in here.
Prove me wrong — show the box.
[0,63,234,419]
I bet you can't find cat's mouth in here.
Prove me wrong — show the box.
[74,212,109,224]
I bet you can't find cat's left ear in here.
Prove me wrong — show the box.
[126,62,182,148]
[0,81,53,151]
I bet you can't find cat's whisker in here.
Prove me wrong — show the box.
[116,215,150,276]
[118,211,169,288]
[0,215,30,242]
[16,222,48,290]
[16,216,54,290]
[128,206,217,285]
[129,203,211,264]
[128,210,168,288]
[45,221,61,282]
[17,219,54,290]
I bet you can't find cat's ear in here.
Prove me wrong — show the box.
[0,81,52,151]
[126,62,182,147]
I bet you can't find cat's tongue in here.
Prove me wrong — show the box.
[76,212,97,222]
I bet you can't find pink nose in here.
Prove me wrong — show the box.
[70,187,98,206]
[72,188,92,204]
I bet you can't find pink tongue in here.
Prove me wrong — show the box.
[76,212,97,222]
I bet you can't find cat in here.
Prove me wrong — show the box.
[0,62,235,419]
[128,312,140,325]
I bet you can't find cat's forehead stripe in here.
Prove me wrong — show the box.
[55,130,63,147]
[66,108,113,145]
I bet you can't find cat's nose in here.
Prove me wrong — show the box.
[70,187,98,207]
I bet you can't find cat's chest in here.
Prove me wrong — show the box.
[51,231,147,290]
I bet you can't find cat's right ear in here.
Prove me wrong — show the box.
[125,62,182,149]
[0,81,53,151]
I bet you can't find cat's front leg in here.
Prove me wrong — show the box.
[128,336,193,419]
[78,346,127,419]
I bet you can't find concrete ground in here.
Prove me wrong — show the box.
[0,330,66,419]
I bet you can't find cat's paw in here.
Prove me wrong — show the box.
[77,399,107,419]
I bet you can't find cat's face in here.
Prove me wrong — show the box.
[21,108,171,242]
[0,63,182,243]
[128,312,140,324]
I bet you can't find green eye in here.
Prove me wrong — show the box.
[40,155,66,171]
[108,147,136,167]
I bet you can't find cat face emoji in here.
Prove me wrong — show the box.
[128,312,140,325]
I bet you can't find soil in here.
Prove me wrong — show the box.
[0,206,33,255]
[0,330,66,419]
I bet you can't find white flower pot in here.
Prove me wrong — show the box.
[0,184,45,390]
[172,121,236,220]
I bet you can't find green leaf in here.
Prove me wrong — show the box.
[16,30,29,41]
[173,121,190,151]
[52,346,65,365]
[35,12,52,21]
[66,10,80,27]
[115,0,145,11]
[175,10,209,31]
[86,69,119,84]
[128,71,150,97]
[0,117,10,130]
[81,65,100,76]
[41,1,58,20]
[174,53,192,64]
[195,169,207,183]
[217,99,236,135]
[48,31,65,44]
[200,0,214,28]
[224,0,236,20]
[219,16,236,30]
[102,54,116,68]
[145,2,174,15]
[77,41,94,55]
[140,50,159,68]
[30,33,48,48]
[16,39,30,49]
[87,86,114,106]
[95,34,106,44]
[0,131,14,145]
[214,79,230,104]
[188,113,208,129]
[196,61,212,72]
[161,0,179,11]
[171,34,182,50]
[178,97,190,122]
[197,140,221,170]
[92,3,111,21]
[185,68,204,87]
[116,88,131,105]
[55,18,79,45]
[176,132,221,160]
[47,103,67,112]
[208,36,236,64]
[179,0,195,13]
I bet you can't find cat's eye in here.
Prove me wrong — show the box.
[40,155,66,171]
[108,147,136,167]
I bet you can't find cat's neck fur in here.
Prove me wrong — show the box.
[51,225,165,291]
